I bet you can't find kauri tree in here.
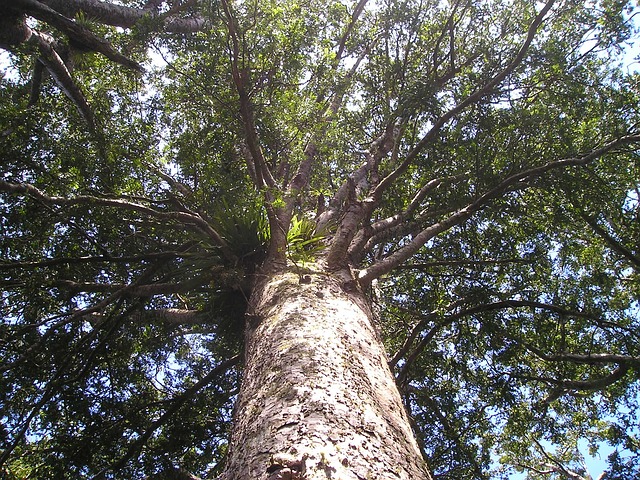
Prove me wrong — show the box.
[1,0,639,479]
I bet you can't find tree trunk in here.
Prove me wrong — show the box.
[220,267,432,480]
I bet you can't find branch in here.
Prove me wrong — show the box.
[48,278,209,296]
[12,0,142,70]
[316,123,395,232]
[535,444,581,480]
[415,393,489,480]
[539,464,590,480]
[81,308,209,326]
[325,179,368,270]
[370,0,557,203]
[527,349,640,367]
[389,295,637,401]
[313,41,386,232]
[39,0,208,33]
[272,14,377,256]
[394,258,535,270]
[287,33,377,242]
[520,364,630,397]
[348,174,467,261]
[0,180,238,263]
[0,261,174,381]
[220,0,276,192]
[526,437,597,480]
[144,162,194,199]
[98,354,240,479]
[0,295,145,465]
[0,251,186,270]
[396,320,449,385]
[335,0,369,62]
[360,219,422,256]
[389,300,464,369]
[28,30,97,131]
[393,299,625,382]
[28,57,45,105]
[287,44,375,200]
[0,366,63,465]
[324,122,401,269]
[145,468,202,480]
[219,0,288,264]
[358,134,640,284]
[577,210,640,270]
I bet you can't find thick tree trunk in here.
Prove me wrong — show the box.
[220,267,432,480]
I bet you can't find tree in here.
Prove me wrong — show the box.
[1,0,639,478]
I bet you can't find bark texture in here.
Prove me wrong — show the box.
[39,0,208,32]
[220,267,431,480]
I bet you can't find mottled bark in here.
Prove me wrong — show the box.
[39,0,208,33]
[220,267,431,480]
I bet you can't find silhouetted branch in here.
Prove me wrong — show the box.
[0,251,185,270]
[97,355,241,479]
[0,180,238,263]
[394,299,632,383]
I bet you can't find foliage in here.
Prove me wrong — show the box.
[0,0,639,478]
[286,214,326,264]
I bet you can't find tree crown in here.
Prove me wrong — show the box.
[1,0,639,478]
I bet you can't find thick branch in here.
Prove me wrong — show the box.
[324,123,401,268]
[348,174,466,261]
[82,308,209,326]
[39,0,208,33]
[358,134,640,284]
[12,0,142,70]
[325,180,367,270]
[27,30,97,131]
[531,351,640,368]
[28,57,45,105]
[522,364,630,393]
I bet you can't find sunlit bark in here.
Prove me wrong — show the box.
[221,267,432,480]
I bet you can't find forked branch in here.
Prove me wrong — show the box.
[370,0,557,201]
[359,134,640,284]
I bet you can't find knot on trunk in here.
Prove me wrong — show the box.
[266,453,307,479]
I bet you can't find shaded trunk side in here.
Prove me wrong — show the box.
[220,268,432,480]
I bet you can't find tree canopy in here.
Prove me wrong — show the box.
[1,0,639,478]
